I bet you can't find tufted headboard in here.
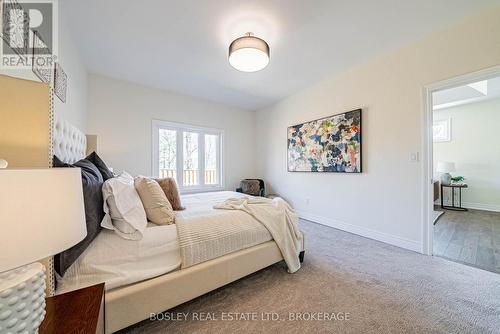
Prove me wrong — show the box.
[44,115,88,296]
[52,114,87,163]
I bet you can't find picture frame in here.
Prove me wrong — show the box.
[54,62,67,103]
[31,30,52,83]
[287,109,362,173]
[433,118,451,142]
[1,0,29,57]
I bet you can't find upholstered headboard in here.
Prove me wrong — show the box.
[45,115,89,296]
[52,115,87,163]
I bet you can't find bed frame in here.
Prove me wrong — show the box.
[52,117,305,333]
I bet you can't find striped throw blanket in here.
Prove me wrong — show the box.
[175,192,302,273]
[214,196,303,273]
[175,192,272,268]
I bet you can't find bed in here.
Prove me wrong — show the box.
[51,117,305,333]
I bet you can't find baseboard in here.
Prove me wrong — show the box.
[461,202,500,212]
[434,200,500,212]
[297,210,422,253]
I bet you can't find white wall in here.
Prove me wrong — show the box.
[53,3,88,131]
[0,1,88,131]
[255,7,500,252]
[433,98,500,211]
[87,74,257,191]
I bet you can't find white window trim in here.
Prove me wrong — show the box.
[152,119,224,194]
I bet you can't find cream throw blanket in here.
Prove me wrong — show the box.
[176,192,273,270]
[214,196,303,273]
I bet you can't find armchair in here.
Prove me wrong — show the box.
[236,179,265,197]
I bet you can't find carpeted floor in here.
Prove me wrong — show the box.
[120,220,500,334]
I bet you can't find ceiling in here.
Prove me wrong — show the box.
[62,0,500,110]
[433,76,500,110]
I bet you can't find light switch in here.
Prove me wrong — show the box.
[409,152,419,162]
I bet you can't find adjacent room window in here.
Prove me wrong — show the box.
[152,120,223,192]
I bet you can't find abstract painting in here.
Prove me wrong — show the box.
[54,62,67,103]
[287,109,361,173]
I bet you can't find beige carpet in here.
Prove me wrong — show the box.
[120,220,500,333]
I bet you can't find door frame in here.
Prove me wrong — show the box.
[421,64,500,255]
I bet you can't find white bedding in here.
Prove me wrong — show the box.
[56,224,181,293]
[56,191,274,293]
[214,196,302,273]
[176,192,273,268]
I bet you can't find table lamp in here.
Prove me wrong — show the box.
[0,168,87,333]
[437,161,455,185]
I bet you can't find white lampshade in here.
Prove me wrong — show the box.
[0,168,87,273]
[229,33,270,72]
[436,161,455,173]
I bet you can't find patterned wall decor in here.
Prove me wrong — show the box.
[1,0,30,56]
[287,109,362,173]
[32,30,52,83]
[54,62,67,102]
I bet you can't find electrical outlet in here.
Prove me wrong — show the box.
[409,152,419,162]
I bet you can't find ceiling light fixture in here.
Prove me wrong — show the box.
[228,33,270,72]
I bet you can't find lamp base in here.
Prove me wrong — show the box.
[0,263,46,333]
[440,172,452,185]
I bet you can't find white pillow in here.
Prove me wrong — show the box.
[101,171,147,240]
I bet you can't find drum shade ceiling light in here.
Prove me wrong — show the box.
[229,33,269,72]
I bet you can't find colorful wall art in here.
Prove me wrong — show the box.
[287,109,362,173]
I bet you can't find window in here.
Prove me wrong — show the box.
[152,120,223,192]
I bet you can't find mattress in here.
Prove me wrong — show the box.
[56,191,272,294]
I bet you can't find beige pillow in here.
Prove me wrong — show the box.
[155,177,185,211]
[134,176,175,225]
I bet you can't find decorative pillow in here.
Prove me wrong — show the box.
[134,176,175,225]
[241,179,261,196]
[155,177,185,210]
[85,151,114,180]
[101,172,147,240]
[52,155,104,276]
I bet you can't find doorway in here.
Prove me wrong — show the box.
[423,65,500,274]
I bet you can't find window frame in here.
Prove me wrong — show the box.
[152,119,224,194]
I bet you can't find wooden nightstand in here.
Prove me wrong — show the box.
[39,283,105,334]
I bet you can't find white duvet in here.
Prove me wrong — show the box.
[56,191,272,294]
[57,191,276,293]
[56,223,181,293]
